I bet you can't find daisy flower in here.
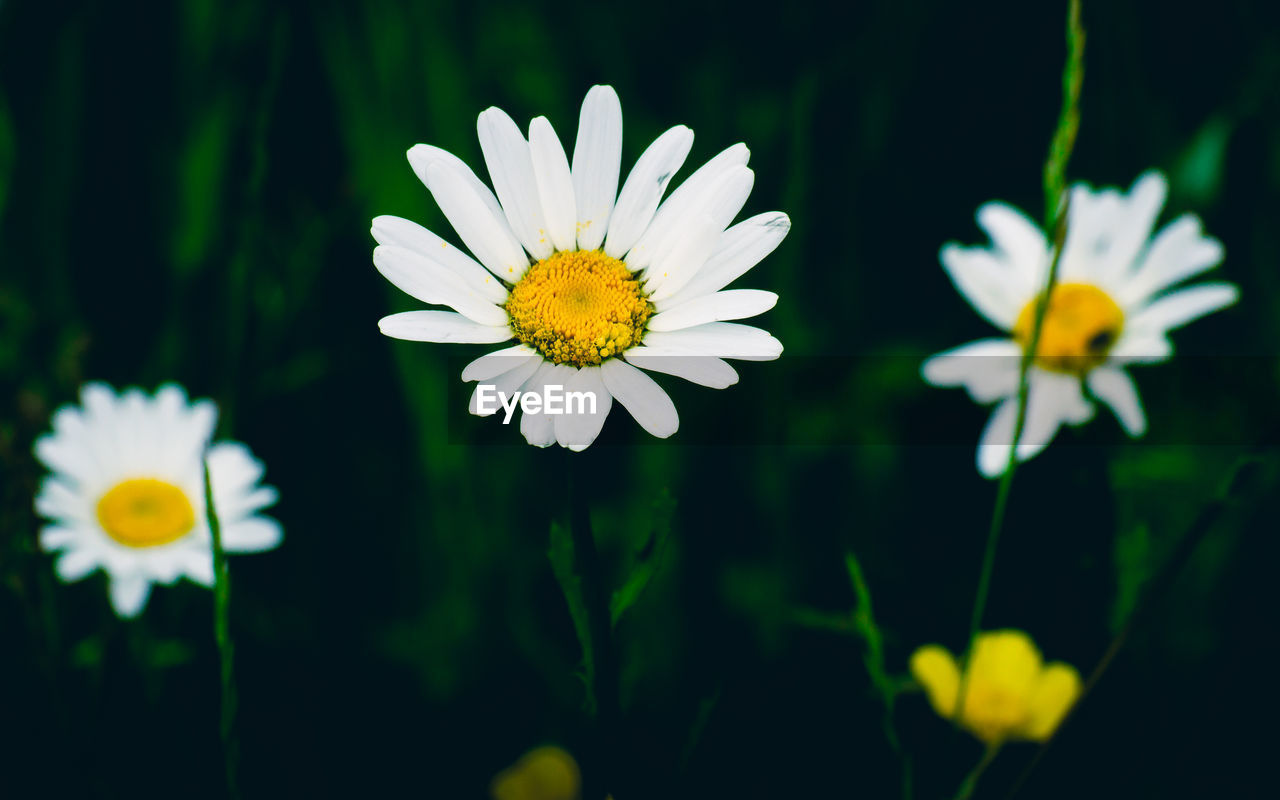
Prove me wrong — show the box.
[33,383,282,618]
[923,171,1238,477]
[910,629,1082,744]
[372,85,788,449]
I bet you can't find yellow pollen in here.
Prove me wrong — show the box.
[1013,282,1124,374]
[504,250,652,366]
[96,478,196,548]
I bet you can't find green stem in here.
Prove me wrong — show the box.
[958,0,1085,722]
[203,455,239,800]
[953,744,1002,800]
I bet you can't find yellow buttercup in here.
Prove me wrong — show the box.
[909,629,1082,743]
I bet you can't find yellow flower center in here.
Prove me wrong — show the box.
[504,250,652,367]
[1013,282,1123,374]
[96,478,196,548]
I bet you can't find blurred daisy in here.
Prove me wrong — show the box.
[34,383,281,618]
[910,630,1082,744]
[372,84,787,449]
[923,171,1238,477]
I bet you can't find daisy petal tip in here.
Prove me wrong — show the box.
[977,447,1010,480]
[405,144,437,179]
[1223,281,1241,305]
[1132,168,1168,197]
[919,356,946,386]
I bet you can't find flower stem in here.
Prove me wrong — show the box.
[953,744,1002,800]
[958,0,1085,722]
[203,455,239,800]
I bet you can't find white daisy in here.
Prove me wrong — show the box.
[923,171,1239,478]
[33,383,282,618]
[372,85,788,449]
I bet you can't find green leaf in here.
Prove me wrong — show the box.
[548,520,596,715]
[171,102,232,276]
[609,489,676,628]
[845,551,895,701]
[1173,115,1231,206]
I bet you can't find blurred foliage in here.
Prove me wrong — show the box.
[2,0,1280,798]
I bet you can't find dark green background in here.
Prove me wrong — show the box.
[2,0,1279,797]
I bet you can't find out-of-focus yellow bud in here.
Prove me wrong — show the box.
[490,746,581,800]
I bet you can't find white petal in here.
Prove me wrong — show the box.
[1107,171,1168,275]
[645,213,723,303]
[977,399,1018,478]
[379,310,513,343]
[1088,367,1146,436]
[109,574,152,618]
[373,244,509,326]
[1126,282,1238,335]
[554,366,613,451]
[517,362,563,448]
[370,215,508,303]
[643,322,783,361]
[221,518,283,553]
[665,212,790,306]
[600,358,679,439]
[528,116,577,253]
[647,289,777,331]
[35,477,93,526]
[604,125,694,258]
[461,344,539,382]
[921,338,1022,404]
[626,143,750,272]
[977,202,1050,280]
[159,391,217,479]
[205,441,262,494]
[1018,369,1093,460]
[56,548,99,582]
[940,244,1031,331]
[639,165,754,284]
[204,441,279,529]
[39,525,80,551]
[183,550,215,587]
[469,356,542,416]
[423,161,530,281]
[571,85,623,251]
[624,347,739,389]
[478,107,552,260]
[34,410,101,488]
[974,371,1092,478]
[1118,216,1225,306]
[1108,329,1173,365]
[407,143,508,227]
[1059,185,1127,285]
[146,549,190,584]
